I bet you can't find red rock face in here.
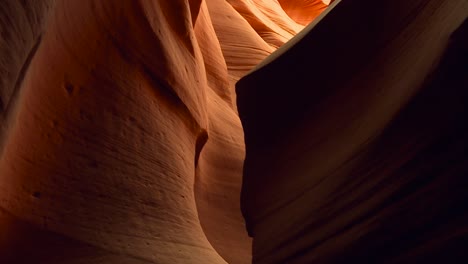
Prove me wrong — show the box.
[278,0,329,25]
[1,0,467,263]
[0,0,317,263]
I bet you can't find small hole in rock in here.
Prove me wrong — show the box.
[65,82,74,95]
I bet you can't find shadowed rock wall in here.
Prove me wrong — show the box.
[237,0,468,263]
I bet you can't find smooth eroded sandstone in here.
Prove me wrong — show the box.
[237,0,468,263]
[0,0,314,263]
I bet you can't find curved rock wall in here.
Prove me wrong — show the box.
[237,0,468,263]
[278,0,329,25]
[0,0,55,147]
[0,0,321,263]
[2,0,465,263]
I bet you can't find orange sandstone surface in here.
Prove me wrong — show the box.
[1,0,467,263]
[0,0,316,263]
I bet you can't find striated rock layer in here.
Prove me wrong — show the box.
[0,0,55,148]
[0,0,318,263]
[2,0,466,263]
[237,0,468,263]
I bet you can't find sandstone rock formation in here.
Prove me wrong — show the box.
[237,0,468,263]
[0,0,313,263]
[1,0,466,263]
[278,0,328,26]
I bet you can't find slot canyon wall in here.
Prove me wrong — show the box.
[0,0,466,263]
[0,0,308,263]
[238,0,468,263]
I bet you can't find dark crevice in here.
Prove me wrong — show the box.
[194,130,208,169]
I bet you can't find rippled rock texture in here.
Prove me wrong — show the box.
[1,0,466,263]
[0,0,308,263]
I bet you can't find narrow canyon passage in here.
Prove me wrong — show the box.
[0,0,467,263]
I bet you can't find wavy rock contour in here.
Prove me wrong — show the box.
[1,0,466,263]
[0,0,311,263]
[237,0,468,263]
